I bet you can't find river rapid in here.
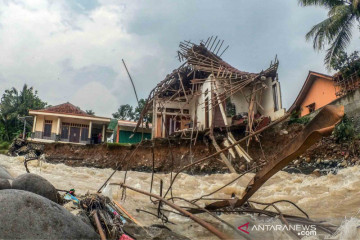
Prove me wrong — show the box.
[0,155,359,240]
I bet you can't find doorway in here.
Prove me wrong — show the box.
[69,127,80,143]
[205,97,209,129]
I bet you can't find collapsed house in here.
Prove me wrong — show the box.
[135,38,285,140]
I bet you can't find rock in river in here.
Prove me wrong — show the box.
[0,189,99,239]
[0,166,13,180]
[12,173,58,202]
[0,179,11,190]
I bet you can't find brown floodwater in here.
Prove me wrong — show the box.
[1,155,359,240]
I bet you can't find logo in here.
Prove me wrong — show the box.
[238,222,317,237]
[238,222,250,234]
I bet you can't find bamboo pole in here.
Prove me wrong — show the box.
[120,183,231,240]
[92,210,106,240]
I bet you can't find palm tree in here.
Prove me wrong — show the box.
[299,0,360,68]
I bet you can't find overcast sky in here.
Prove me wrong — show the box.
[1,0,359,117]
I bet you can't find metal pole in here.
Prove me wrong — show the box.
[122,59,139,104]
[23,119,26,140]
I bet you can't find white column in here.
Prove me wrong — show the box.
[88,121,92,139]
[102,124,105,142]
[56,117,61,135]
[32,116,37,133]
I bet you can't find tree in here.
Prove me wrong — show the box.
[0,84,47,141]
[299,0,360,68]
[330,50,360,77]
[112,98,152,122]
[86,110,95,115]
[112,104,134,120]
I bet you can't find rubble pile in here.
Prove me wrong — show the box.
[286,135,360,175]
[8,138,44,159]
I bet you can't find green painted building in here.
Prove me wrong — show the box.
[109,119,152,144]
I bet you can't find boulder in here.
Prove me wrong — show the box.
[12,173,58,202]
[0,179,11,190]
[0,189,98,239]
[0,166,13,180]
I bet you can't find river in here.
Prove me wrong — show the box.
[0,155,359,239]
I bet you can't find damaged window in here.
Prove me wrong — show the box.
[226,98,236,117]
[306,103,316,113]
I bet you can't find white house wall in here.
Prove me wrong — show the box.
[195,77,213,130]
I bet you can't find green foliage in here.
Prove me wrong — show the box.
[0,84,47,141]
[107,142,132,149]
[112,98,152,123]
[330,50,360,78]
[333,115,355,142]
[0,141,10,150]
[299,0,360,68]
[112,104,134,120]
[85,110,95,115]
[288,110,311,125]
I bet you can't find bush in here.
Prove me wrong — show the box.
[0,142,10,150]
[333,115,355,142]
[288,111,310,125]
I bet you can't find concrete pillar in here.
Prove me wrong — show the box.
[102,124,105,142]
[152,99,157,139]
[56,117,61,135]
[88,121,92,139]
[32,115,37,133]
[116,124,120,143]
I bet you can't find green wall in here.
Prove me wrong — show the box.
[118,130,151,143]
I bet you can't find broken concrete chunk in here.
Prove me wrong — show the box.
[12,173,58,203]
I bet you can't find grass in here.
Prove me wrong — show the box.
[107,142,134,149]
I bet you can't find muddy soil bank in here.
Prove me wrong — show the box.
[43,140,229,174]
[42,122,304,173]
[38,120,357,174]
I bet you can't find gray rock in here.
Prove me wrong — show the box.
[0,166,13,180]
[12,173,58,203]
[0,179,11,190]
[0,189,98,239]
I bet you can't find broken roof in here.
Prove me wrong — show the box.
[134,37,279,132]
[153,39,279,100]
